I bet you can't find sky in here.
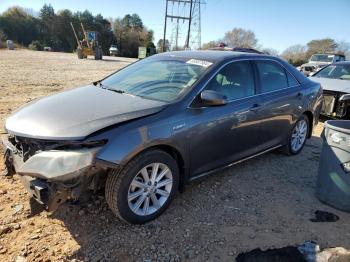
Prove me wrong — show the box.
[1,0,349,53]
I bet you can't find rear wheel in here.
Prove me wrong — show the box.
[99,47,103,60]
[94,48,99,60]
[105,150,179,224]
[282,115,309,155]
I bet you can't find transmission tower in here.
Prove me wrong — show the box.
[163,0,205,51]
[189,0,202,50]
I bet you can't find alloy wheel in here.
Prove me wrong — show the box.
[291,119,308,152]
[128,163,173,216]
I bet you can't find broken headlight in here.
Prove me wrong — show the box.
[17,147,102,182]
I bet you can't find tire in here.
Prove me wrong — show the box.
[94,49,99,60]
[94,48,103,60]
[99,47,103,60]
[282,114,310,155]
[77,47,83,59]
[105,149,179,224]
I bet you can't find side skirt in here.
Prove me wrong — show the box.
[188,145,282,182]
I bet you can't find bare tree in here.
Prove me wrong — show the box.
[336,40,350,58]
[261,47,279,56]
[223,28,258,48]
[157,39,170,52]
[281,45,308,66]
[307,38,337,55]
[201,40,219,50]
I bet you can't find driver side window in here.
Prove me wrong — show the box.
[205,61,255,101]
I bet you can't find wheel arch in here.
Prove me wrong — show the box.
[302,110,313,138]
[119,144,187,192]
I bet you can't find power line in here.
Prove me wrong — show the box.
[162,0,205,51]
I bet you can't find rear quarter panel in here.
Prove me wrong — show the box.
[301,79,323,126]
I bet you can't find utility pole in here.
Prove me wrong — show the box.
[162,0,169,52]
[185,0,193,49]
[175,19,179,50]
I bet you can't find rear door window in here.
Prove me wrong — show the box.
[286,71,299,86]
[256,61,288,93]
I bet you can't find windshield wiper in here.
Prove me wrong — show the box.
[94,81,126,94]
[105,88,125,94]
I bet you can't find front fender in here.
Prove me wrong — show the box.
[95,121,189,170]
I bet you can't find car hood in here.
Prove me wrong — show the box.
[310,77,350,93]
[302,62,330,67]
[5,85,167,140]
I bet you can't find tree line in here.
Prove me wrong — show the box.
[0,4,155,57]
[1,5,349,63]
[202,27,350,66]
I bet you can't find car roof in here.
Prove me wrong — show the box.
[155,50,272,63]
[153,50,311,84]
[312,53,345,57]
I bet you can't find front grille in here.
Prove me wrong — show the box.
[8,136,59,162]
[304,66,315,72]
[7,136,104,162]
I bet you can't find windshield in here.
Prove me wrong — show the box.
[110,45,117,48]
[314,64,350,80]
[310,54,334,63]
[101,58,210,102]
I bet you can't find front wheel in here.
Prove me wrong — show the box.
[105,150,179,224]
[77,47,83,59]
[282,115,309,155]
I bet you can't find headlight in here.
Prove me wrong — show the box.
[17,147,101,181]
[329,132,342,144]
[342,162,350,173]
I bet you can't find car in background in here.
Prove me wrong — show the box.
[299,54,346,76]
[311,61,350,118]
[2,51,322,224]
[109,45,118,56]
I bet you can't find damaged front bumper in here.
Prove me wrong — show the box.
[322,91,350,118]
[2,135,109,212]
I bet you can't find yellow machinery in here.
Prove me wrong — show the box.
[70,22,103,60]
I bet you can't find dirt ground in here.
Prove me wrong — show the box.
[0,49,349,262]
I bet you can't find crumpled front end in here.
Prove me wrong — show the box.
[2,135,110,212]
[322,91,350,118]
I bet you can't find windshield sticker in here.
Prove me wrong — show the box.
[186,59,213,68]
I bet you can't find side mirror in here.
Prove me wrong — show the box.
[200,90,227,106]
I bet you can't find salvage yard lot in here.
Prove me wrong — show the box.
[0,49,349,261]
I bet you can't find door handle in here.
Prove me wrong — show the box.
[250,103,260,112]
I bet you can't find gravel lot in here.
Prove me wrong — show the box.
[0,49,349,262]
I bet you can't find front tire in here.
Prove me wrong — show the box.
[282,115,309,155]
[105,150,179,224]
[77,47,83,59]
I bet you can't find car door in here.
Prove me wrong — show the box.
[254,60,303,149]
[188,60,264,176]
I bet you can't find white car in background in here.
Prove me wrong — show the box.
[310,61,350,118]
[109,45,118,56]
[299,54,346,76]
